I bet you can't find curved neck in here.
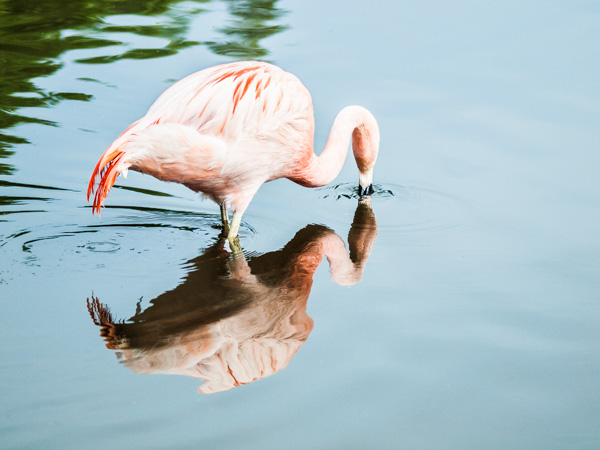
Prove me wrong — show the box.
[291,105,379,187]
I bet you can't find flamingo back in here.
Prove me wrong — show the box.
[141,61,314,144]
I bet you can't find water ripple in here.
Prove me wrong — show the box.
[1,208,224,276]
[317,182,475,240]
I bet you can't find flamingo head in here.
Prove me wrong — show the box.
[352,108,379,197]
[340,106,380,197]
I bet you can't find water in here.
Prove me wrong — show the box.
[1,1,599,448]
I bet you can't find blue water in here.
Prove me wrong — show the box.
[1,1,599,448]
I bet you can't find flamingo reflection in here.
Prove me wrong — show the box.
[88,199,377,394]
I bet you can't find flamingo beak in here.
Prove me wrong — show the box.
[358,183,374,196]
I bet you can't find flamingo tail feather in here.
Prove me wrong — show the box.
[87,148,125,216]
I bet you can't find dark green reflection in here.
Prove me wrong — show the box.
[0,0,206,173]
[208,0,288,58]
[0,0,288,174]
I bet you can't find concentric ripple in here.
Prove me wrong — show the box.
[316,182,476,240]
[1,207,225,279]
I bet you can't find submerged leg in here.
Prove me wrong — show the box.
[227,251,254,282]
[227,211,243,254]
[225,187,259,253]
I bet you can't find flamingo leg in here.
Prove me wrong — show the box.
[227,211,243,254]
[219,204,229,233]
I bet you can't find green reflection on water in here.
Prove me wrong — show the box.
[208,0,288,58]
[0,0,288,175]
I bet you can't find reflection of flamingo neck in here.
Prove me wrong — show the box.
[320,233,366,286]
[284,230,371,287]
[280,201,378,287]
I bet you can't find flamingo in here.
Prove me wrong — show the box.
[87,61,380,247]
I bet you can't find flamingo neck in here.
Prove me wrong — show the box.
[292,105,379,188]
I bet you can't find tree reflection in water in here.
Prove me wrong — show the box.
[208,0,288,59]
[0,0,287,175]
[88,200,377,394]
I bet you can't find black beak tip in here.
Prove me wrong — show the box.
[358,183,374,197]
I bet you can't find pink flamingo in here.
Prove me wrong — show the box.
[88,61,380,246]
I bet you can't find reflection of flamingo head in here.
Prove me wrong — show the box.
[87,200,378,394]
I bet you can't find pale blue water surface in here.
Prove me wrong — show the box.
[1,1,599,449]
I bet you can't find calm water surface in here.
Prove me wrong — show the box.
[1,1,599,449]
